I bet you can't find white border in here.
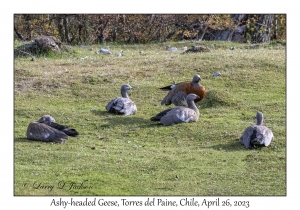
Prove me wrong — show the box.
[3,1,297,209]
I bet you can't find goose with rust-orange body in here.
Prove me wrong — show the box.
[160,74,206,106]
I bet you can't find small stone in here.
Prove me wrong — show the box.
[91,147,96,150]
[213,72,221,77]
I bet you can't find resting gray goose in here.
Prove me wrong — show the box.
[240,112,274,149]
[106,84,137,116]
[26,115,79,143]
[151,93,200,126]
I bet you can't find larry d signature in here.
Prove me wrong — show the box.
[22,180,92,191]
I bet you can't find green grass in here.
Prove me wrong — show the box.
[14,41,286,196]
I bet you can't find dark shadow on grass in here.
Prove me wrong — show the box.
[14,138,31,143]
[91,109,159,128]
[206,140,270,152]
[90,109,108,116]
[14,137,79,144]
[14,138,52,144]
[106,116,166,129]
[204,140,247,152]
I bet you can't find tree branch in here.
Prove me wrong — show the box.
[14,26,25,41]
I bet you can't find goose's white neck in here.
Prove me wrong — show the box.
[187,99,199,115]
[256,112,264,126]
[121,88,129,98]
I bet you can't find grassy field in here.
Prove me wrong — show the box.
[14,41,286,196]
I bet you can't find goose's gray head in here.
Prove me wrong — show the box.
[121,84,133,91]
[186,93,200,101]
[256,111,264,125]
[257,112,263,117]
[37,115,56,123]
[192,74,201,83]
